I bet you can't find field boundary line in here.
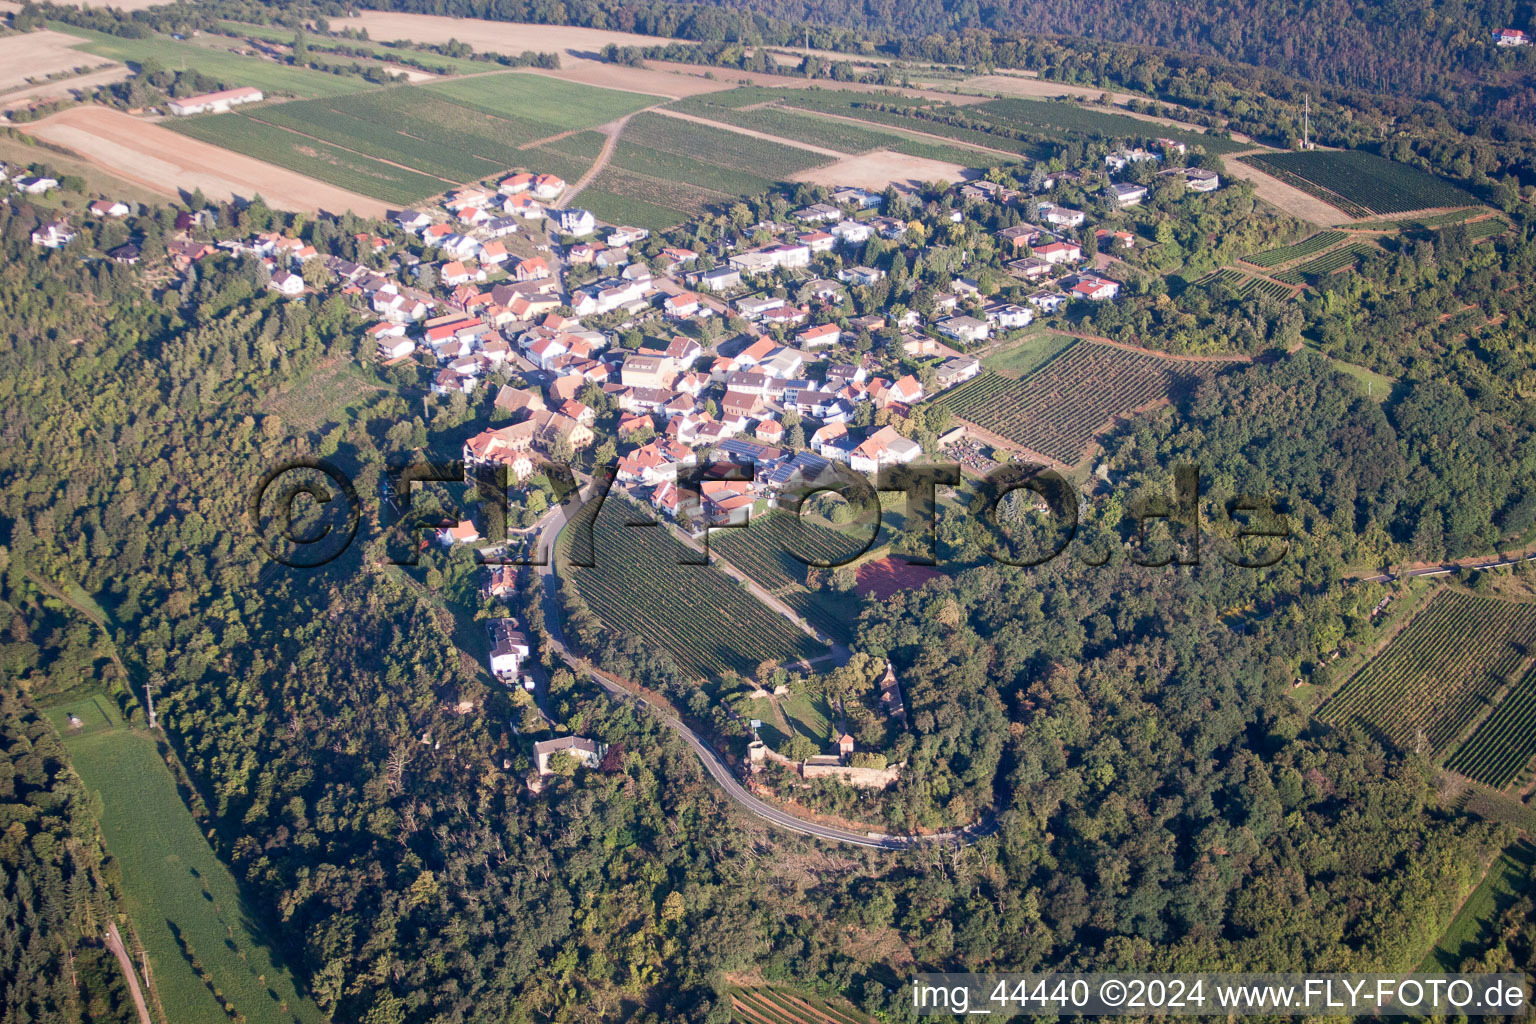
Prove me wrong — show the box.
[650,106,853,159]
[782,104,1021,159]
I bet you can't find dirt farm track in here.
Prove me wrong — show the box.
[19,106,392,217]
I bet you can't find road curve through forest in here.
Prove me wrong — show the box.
[531,488,988,850]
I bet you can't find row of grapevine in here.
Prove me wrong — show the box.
[1245,231,1347,268]
[1444,667,1536,789]
[732,986,875,1024]
[939,343,1227,465]
[1320,590,1536,755]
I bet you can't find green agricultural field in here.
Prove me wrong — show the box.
[53,23,370,98]
[562,498,827,679]
[425,71,659,127]
[57,710,322,1024]
[1320,589,1536,756]
[981,330,1079,379]
[1241,150,1478,216]
[1421,841,1536,971]
[623,112,831,180]
[574,178,705,232]
[972,97,1248,154]
[167,113,450,204]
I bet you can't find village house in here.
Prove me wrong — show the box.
[1095,228,1137,249]
[1108,182,1149,206]
[554,208,596,236]
[663,291,706,319]
[464,425,537,481]
[935,355,982,390]
[1105,147,1159,172]
[691,265,743,291]
[1035,240,1083,264]
[1072,276,1121,301]
[621,354,676,389]
[937,315,989,343]
[14,176,57,195]
[797,323,842,349]
[832,219,872,246]
[88,199,130,218]
[799,230,835,254]
[437,519,481,547]
[487,619,530,679]
[985,302,1035,329]
[1496,27,1531,45]
[30,220,76,248]
[268,270,305,297]
[730,242,811,276]
[831,186,881,209]
[533,735,606,775]
[838,265,885,287]
[1039,203,1086,228]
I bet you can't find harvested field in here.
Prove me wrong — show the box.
[0,65,130,110]
[345,11,686,57]
[854,556,944,600]
[21,105,391,216]
[794,149,971,189]
[0,29,114,92]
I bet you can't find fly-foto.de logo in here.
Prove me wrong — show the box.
[248,458,1292,570]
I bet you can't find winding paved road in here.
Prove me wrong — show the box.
[532,482,986,850]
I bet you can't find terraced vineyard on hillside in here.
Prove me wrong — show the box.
[1246,231,1347,268]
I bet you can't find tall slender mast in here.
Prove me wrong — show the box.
[1304,94,1310,149]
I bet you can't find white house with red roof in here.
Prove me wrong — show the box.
[663,291,705,319]
[797,323,842,349]
[1496,27,1531,45]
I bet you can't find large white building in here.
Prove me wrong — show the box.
[167,86,264,116]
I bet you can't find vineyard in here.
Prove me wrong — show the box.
[1241,150,1477,216]
[1320,590,1536,756]
[731,985,875,1024]
[167,114,450,205]
[1444,667,1536,789]
[1202,269,1293,300]
[1245,231,1347,268]
[939,342,1229,464]
[1271,241,1380,284]
[711,512,872,642]
[562,499,826,679]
